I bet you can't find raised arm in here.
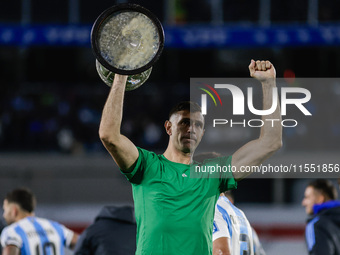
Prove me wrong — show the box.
[231,60,282,180]
[99,74,139,171]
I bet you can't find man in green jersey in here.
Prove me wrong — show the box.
[99,60,282,255]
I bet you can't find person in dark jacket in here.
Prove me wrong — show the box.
[74,205,136,255]
[302,179,340,255]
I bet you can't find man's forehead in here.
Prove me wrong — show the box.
[3,199,9,207]
[305,186,314,194]
[172,110,203,120]
[307,186,321,196]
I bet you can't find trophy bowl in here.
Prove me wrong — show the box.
[91,3,164,90]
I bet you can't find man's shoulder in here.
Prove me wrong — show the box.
[2,219,24,233]
[315,207,340,227]
[137,147,162,161]
[2,224,14,235]
[34,216,58,224]
[216,196,233,214]
[137,147,185,167]
[308,214,337,233]
[197,155,232,165]
[216,196,247,219]
[1,222,22,243]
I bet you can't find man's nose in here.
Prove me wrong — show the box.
[188,124,196,133]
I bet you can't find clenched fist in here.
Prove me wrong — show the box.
[249,59,276,82]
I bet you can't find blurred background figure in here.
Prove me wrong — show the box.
[213,191,266,255]
[0,217,6,254]
[74,205,136,255]
[301,179,340,255]
[1,188,78,255]
[225,191,266,255]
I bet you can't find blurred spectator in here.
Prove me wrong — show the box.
[301,179,340,255]
[0,81,339,153]
[0,217,6,254]
[74,205,136,255]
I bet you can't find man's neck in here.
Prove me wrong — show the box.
[163,147,192,164]
[15,212,34,222]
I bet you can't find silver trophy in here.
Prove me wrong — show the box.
[91,4,164,90]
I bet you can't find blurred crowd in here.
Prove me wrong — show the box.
[0,80,339,154]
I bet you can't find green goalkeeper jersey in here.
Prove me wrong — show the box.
[121,147,237,255]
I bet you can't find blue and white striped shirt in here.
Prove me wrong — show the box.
[1,216,74,255]
[213,196,254,255]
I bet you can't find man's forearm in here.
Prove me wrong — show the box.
[231,60,282,181]
[259,79,282,149]
[99,75,128,143]
[98,74,139,171]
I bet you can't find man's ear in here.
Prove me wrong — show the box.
[11,204,19,218]
[316,193,327,204]
[165,120,172,135]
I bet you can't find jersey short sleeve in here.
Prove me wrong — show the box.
[58,223,74,248]
[1,226,23,248]
[213,206,231,242]
[120,147,157,184]
[218,156,237,192]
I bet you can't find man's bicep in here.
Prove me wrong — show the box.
[102,134,139,172]
[2,245,20,255]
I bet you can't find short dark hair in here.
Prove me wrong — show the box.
[168,101,202,119]
[5,188,36,213]
[308,179,338,201]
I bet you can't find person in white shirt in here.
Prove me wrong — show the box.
[213,191,255,255]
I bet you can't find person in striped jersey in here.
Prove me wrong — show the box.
[213,192,255,255]
[1,188,78,255]
[212,191,266,255]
